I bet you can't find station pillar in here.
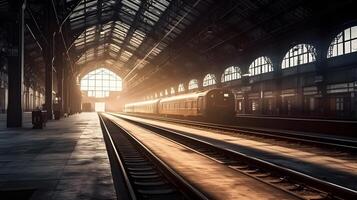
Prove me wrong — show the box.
[43,4,57,120]
[68,76,81,114]
[54,32,65,118]
[63,64,71,116]
[44,39,54,120]
[7,0,26,127]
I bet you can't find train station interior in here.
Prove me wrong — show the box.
[0,0,357,199]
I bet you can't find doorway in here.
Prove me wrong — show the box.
[95,102,105,112]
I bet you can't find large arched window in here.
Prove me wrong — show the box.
[170,87,175,94]
[282,44,316,69]
[80,68,122,98]
[328,26,357,58]
[203,74,217,87]
[178,83,185,92]
[188,79,198,90]
[221,66,241,82]
[249,56,273,76]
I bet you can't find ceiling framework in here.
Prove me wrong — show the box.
[1,0,356,98]
[64,0,212,80]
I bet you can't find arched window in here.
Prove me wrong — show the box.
[188,79,198,90]
[221,66,241,82]
[178,83,185,92]
[249,56,273,76]
[159,91,163,97]
[282,44,316,69]
[154,93,158,98]
[170,87,175,94]
[80,68,122,98]
[203,74,217,87]
[165,89,169,96]
[328,26,357,58]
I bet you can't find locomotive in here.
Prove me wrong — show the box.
[124,89,235,120]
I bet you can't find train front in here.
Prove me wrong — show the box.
[205,89,236,121]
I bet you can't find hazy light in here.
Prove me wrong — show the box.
[95,102,105,112]
[80,68,122,98]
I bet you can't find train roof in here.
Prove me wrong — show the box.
[125,89,232,106]
[159,89,225,103]
[125,99,160,107]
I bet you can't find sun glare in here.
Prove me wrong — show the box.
[80,68,122,98]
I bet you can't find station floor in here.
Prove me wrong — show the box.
[0,113,116,200]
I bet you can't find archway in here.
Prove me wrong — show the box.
[80,68,122,112]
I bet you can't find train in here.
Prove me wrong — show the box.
[124,89,236,120]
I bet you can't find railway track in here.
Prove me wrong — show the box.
[98,114,208,200]
[111,113,357,200]
[115,113,357,152]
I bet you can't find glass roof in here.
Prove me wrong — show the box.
[66,0,212,75]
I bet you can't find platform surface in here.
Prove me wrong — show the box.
[0,113,116,200]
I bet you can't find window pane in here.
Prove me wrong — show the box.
[328,26,357,58]
[282,44,316,68]
[352,39,357,52]
[80,68,122,98]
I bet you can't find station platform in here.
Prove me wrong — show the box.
[0,113,116,200]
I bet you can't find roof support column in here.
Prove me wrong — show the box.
[7,0,26,127]
[271,53,283,116]
[241,76,250,114]
[44,36,54,120]
[44,3,57,120]
[69,76,81,114]
[63,62,70,116]
[54,34,65,119]
[315,32,330,118]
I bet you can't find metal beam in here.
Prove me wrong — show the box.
[7,0,26,127]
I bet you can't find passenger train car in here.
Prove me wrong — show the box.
[124,89,235,120]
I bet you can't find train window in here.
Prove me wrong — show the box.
[189,102,192,109]
[198,97,203,112]
[336,97,344,111]
[237,100,242,111]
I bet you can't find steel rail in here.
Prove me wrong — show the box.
[115,114,357,200]
[113,112,357,152]
[99,114,137,200]
[100,113,210,200]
